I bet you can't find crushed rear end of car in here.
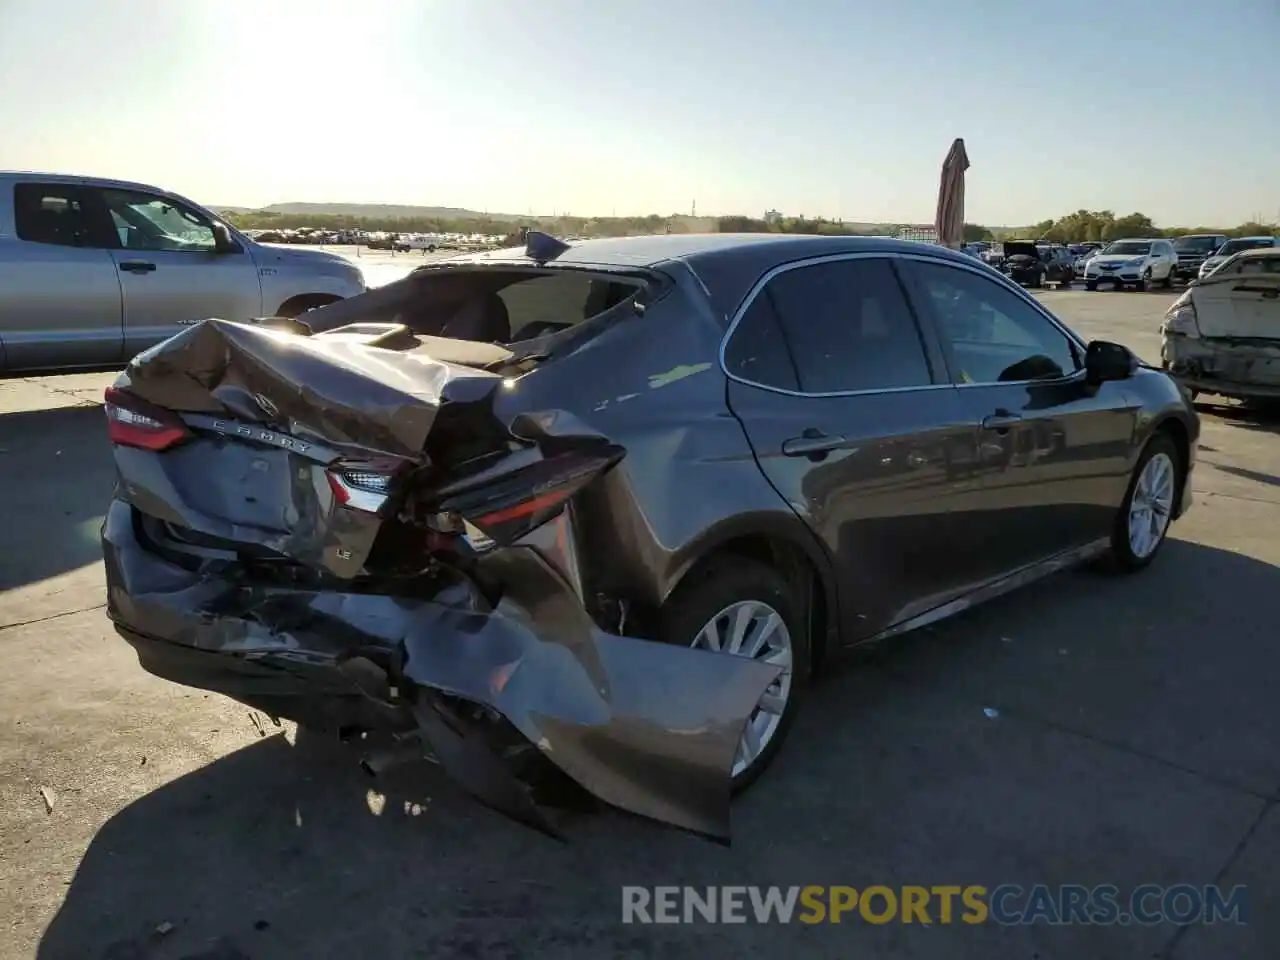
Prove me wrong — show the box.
[1161,261,1280,401]
[101,311,777,842]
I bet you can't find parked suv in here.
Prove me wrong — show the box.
[1084,238,1178,291]
[1172,234,1229,282]
[0,173,367,373]
[1197,236,1279,279]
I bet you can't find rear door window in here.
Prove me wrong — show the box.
[724,293,801,391]
[753,257,935,394]
[13,183,105,248]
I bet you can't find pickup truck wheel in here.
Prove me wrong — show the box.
[276,294,342,318]
[657,558,809,794]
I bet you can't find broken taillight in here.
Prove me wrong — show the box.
[103,386,192,452]
[1163,297,1200,338]
[326,457,408,514]
[438,446,624,547]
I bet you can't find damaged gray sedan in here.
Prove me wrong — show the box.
[101,232,1199,841]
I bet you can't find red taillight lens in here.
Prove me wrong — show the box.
[440,446,624,547]
[103,386,191,452]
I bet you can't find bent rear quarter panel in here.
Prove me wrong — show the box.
[492,267,834,613]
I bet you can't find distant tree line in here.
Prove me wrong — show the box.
[220,208,1276,244]
[985,210,1277,244]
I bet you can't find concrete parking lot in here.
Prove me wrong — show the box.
[1,287,1277,960]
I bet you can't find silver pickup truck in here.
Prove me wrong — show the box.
[0,172,366,372]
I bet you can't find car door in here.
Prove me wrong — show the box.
[1154,241,1176,280]
[0,182,124,370]
[93,187,263,358]
[723,255,987,644]
[899,256,1141,575]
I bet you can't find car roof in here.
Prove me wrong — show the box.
[1228,236,1277,243]
[444,233,988,318]
[1234,247,1280,258]
[452,232,976,268]
[0,170,191,195]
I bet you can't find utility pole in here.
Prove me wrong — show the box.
[692,199,696,217]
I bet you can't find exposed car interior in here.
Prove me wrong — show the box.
[298,267,648,369]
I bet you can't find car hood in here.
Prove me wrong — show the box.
[1090,254,1144,267]
[255,243,362,275]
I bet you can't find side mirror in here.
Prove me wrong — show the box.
[1085,340,1138,384]
[212,222,240,254]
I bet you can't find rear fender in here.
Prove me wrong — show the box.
[661,510,840,647]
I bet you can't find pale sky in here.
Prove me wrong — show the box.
[1,0,1277,226]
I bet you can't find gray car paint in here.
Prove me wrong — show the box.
[0,171,365,372]
[101,233,1199,839]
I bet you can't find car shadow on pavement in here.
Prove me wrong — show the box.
[1203,402,1280,437]
[35,540,1280,960]
[0,406,114,594]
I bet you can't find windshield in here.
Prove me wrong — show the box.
[1174,236,1222,253]
[1103,241,1152,256]
[1217,238,1277,257]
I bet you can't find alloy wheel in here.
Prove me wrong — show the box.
[1128,452,1176,559]
[690,600,793,777]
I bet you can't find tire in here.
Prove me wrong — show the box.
[276,294,341,318]
[1086,280,1098,291]
[1161,267,1175,289]
[1059,276,1072,289]
[656,557,809,793]
[1105,432,1182,573]
[1134,271,1149,292]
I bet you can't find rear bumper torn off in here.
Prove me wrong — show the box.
[102,499,777,841]
[1163,337,1280,399]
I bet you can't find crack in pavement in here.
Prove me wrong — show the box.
[0,603,108,635]
[1160,800,1273,959]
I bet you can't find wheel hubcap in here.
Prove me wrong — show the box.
[1128,452,1175,559]
[690,600,793,777]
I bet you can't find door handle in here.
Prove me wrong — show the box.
[981,409,1022,431]
[782,429,845,460]
[118,261,156,274]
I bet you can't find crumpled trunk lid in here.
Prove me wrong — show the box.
[1192,274,1280,340]
[109,318,511,578]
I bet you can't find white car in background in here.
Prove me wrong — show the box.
[400,233,447,252]
[1162,248,1280,401]
[1198,236,1279,279]
[1084,238,1178,291]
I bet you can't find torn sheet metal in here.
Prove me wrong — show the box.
[119,318,504,460]
[102,499,778,841]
